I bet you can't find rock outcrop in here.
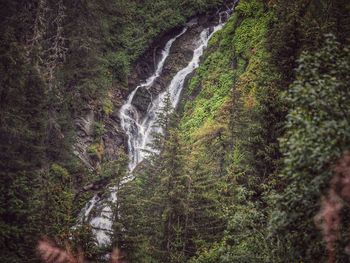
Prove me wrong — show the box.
[73,2,232,171]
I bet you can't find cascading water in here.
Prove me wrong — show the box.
[120,27,187,171]
[76,1,236,246]
[121,7,235,173]
[75,29,186,245]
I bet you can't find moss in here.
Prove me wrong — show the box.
[233,14,269,57]
[50,163,70,181]
[234,0,265,17]
[87,142,104,160]
[102,93,114,116]
[180,0,272,140]
[93,122,106,139]
[179,2,280,259]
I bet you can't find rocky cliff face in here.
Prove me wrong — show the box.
[73,3,231,171]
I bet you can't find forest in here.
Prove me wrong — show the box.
[0,0,350,262]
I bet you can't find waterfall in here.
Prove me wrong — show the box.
[76,2,236,246]
[120,27,187,171]
[121,8,235,173]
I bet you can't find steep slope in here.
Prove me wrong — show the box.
[1,0,350,262]
[0,0,226,262]
[77,4,236,247]
[178,0,350,262]
[106,1,281,262]
[178,1,282,261]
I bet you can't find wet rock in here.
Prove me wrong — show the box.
[73,0,238,170]
[128,23,210,119]
[136,61,153,78]
[102,118,126,161]
[110,108,121,122]
[131,87,153,117]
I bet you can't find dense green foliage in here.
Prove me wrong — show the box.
[1,0,350,262]
[179,1,282,261]
[106,1,350,262]
[180,0,350,262]
[0,0,222,262]
[113,92,228,262]
[270,34,350,262]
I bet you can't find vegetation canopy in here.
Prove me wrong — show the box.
[0,0,349,262]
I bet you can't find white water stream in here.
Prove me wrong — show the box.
[77,3,236,246]
[120,27,187,171]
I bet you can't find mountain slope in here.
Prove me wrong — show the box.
[1,0,350,262]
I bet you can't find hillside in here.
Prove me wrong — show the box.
[0,0,350,262]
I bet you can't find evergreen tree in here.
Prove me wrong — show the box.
[271,34,350,262]
[158,127,188,263]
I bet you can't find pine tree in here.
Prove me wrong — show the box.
[158,127,189,263]
[271,34,350,262]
